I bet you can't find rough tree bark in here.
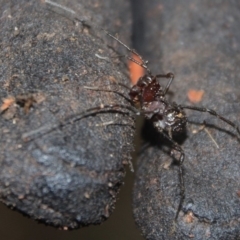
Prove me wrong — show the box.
[0,0,133,229]
[133,0,240,239]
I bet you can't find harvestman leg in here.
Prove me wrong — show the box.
[104,30,151,73]
[154,127,186,220]
[180,105,240,134]
[156,72,175,96]
[83,86,133,105]
[22,103,139,141]
[164,104,240,219]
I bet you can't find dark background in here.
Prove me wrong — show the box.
[1,0,240,239]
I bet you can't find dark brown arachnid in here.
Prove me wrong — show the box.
[98,31,240,221]
[28,0,240,222]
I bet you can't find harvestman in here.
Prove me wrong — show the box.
[100,31,240,220]
[24,0,240,221]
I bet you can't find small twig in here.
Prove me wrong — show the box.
[95,53,110,61]
[204,127,219,149]
[191,122,219,149]
[45,0,76,15]
[95,121,114,127]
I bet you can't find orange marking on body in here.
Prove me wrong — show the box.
[187,89,204,103]
[128,54,145,85]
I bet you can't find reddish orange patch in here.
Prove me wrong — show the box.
[187,89,204,103]
[128,53,145,85]
[0,96,15,112]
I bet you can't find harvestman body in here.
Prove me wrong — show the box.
[102,31,240,220]
[26,0,240,221]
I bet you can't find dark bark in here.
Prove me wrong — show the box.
[0,0,133,229]
[133,0,240,239]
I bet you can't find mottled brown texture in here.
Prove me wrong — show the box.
[133,0,240,239]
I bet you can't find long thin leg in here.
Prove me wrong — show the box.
[114,82,132,91]
[154,127,185,220]
[45,1,150,75]
[180,105,240,135]
[103,30,151,74]
[156,72,174,96]
[22,104,139,141]
[84,86,133,104]
[161,131,185,220]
